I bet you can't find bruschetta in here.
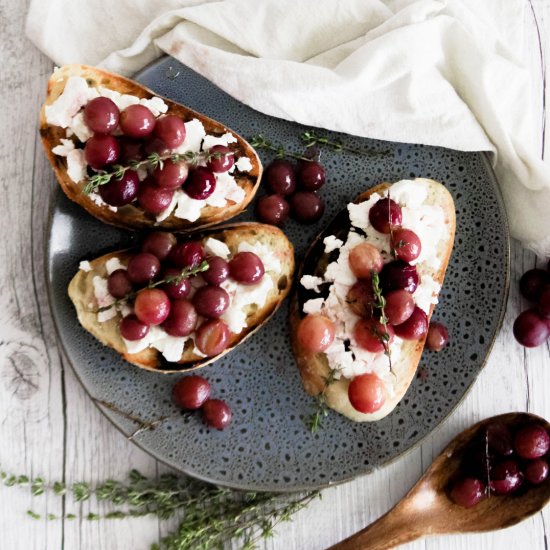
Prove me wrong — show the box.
[40,65,262,230]
[69,223,294,373]
[290,178,455,422]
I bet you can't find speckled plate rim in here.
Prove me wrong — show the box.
[44,144,510,493]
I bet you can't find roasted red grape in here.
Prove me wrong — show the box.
[169,242,205,268]
[525,459,549,484]
[354,318,394,353]
[297,160,325,191]
[119,314,149,341]
[134,288,171,325]
[172,375,211,410]
[207,145,234,173]
[348,373,386,414]
[192,286,230,318]
[513,309,550,347]
[202,256,229,286]
[380,260,419,293]
[346,280,375,318]
[348,243,383,279]
[368,198,402,234]
[297,315,335,353]
[107,269,133,299]
[514,424,550,459]
[84,134,119,169]
[229,252,265,285]
[83,97,119,134]
[160,267,191,299]
[137,178,174,215]
[450,478,485,508]
[202,399,232,430]
[391,228,421,262]
[485,422,514,456]
[426,321,449,351]
[385,289,415,325]
[98,170,139,206]
[184,167,216,200]
[118,137,143,164]
[141,232,177,260]
[255,194,289,226]
[520,269,550,302]
[120,104,155,138]
[144,137,171,157]
[162,299,197,336]
[394,306,428,340]
[289,191,325,224]
[490,459,524,494]
[153,115,186,148]
[195,319,231,356]
[539,285,550,318]
[127,252,160,285]
[264,160,296,195]
[153,160,189,189]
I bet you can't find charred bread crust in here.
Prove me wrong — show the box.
[68,223,294,373]
[40,65,262,231]
[290,179,456,422]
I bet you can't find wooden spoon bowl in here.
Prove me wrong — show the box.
[331,412,550,550]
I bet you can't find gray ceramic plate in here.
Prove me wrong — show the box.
[46,57,510,492]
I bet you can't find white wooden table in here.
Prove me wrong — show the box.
[2,1,549,548]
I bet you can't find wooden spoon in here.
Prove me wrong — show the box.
[330,412,550,550]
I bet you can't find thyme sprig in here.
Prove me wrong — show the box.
[96,260,209,313]
[300,130,391,157]
[371,272,393,374]
[307,367,340,434]
[84,150,228,195]
[1,468,320,549]
[249,134,313,162]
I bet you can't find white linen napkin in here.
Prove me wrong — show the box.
[27,0,550,256]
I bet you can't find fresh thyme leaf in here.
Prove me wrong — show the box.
[300,130,391,157]
[307,367,340,433]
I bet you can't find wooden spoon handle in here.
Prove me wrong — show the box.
[328,507,425,550]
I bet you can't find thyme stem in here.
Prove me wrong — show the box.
[0,467,321,550]
[371,272,394,374]
[249,134,313,162]
[307,367,340,433]
[83,150,228,195]
[300,130,391,157]
[96,260,209,313]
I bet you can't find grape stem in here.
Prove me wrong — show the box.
[249,134,314,162]
[371,271,394,376]
[300,130,391,157]
[95,260,209,314]
[93,398,174,440]
[83,150,229,195]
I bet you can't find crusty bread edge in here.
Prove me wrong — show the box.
[289,178,456,422]
[68,223,294,373]
[39,65,262,231]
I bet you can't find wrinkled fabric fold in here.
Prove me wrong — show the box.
[27,0,550,255]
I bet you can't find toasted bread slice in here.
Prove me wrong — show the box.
[290,178,455,422]
[69,223,294,373]
[40,65,262,231]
